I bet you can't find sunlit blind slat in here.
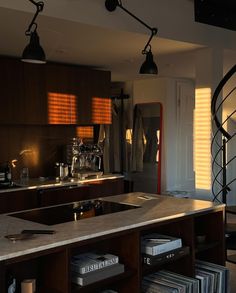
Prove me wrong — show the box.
[76,126,94,139]
[48,92,77,124]
[194,88,212,190]
[92,97,112,124]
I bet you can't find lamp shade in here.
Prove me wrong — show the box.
[21,31,46,64]
[139,50,158,74]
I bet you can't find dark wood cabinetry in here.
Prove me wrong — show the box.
[39,178,124,207]
[39,185,90,207]
[87,178,124,199]
[0,178,124,213]
[0,56,111,125]
[0,58,25,124]
[0,208,225,293]
[22,63,48,124]
[0,189,38,214]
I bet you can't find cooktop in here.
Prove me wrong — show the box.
[9,200,140,225]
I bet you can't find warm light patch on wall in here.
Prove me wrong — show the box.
[48,92,77,124]
[76,126,94,140]
[126,129,132,144]
[194,88,212,190]
[92,97,111,124]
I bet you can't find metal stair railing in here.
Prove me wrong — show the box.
[211,65,236,204]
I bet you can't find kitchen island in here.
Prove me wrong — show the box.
[0,193,225,292]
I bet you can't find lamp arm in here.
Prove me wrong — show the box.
[25,0,44,35]
[118,3,153,32]
[115,1,157,53]
[142,28,157,54]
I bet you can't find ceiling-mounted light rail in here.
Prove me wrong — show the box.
[105,0,158,74]
[21,0,46,64]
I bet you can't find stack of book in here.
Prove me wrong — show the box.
[142,270,200,292]
[195,260,229,293]
[141,233,184,266]
[71,252,124,286]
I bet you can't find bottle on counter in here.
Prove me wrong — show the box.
[5,162,12,185]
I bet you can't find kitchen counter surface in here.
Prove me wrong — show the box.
[0,174,124,193]
[0,192,224,261]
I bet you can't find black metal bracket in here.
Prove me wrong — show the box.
[25,0,44,36]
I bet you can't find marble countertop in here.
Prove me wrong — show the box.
[0,174,124,193]
[0,192,224,261]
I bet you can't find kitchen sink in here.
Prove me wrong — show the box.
[9,199,140,225]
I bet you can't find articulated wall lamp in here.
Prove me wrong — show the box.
[21,0,46,64]
[105,0,158,74]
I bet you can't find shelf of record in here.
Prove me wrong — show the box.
[141,233,229,293]
[142,260,229,293]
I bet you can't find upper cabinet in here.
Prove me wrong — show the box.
[0,58,25,124]
[23,62,48,124]
[0,57,111,125]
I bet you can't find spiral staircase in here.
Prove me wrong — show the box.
[211,64,236,263]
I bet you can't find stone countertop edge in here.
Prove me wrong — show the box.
[0,192,225,261]
[0,174,124,193]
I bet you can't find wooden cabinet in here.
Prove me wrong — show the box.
[22,62,47,124]
[0,189,38,214]
[38,185,90,207]
[39,178,124,207]
[0,57,25,124]
[0,178,124,213]
[0,57,111,125]
[87,178,124,199]
[0,208,225,293]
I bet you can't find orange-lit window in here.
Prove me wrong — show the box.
[48,92,77,124]
[76,126,94,140]
[92,97,112,124]
[194,88,212,190]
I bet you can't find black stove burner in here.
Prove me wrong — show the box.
[9,200,139,225]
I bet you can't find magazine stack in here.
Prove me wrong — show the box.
[195,260,229,293]
[142,270,200,293]
[70,251,124,286]
[141,233,186,266]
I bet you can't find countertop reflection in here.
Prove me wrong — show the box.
[0,174,124,193]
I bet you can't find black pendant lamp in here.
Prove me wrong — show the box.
[22,30,45,64]
[105,0,158,75]
[21,0,46,64]
[139,48,158,75]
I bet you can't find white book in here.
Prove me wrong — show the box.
[71,252,119,274]
[141,233,182,256]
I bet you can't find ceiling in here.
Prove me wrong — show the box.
[0,5,204,82]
